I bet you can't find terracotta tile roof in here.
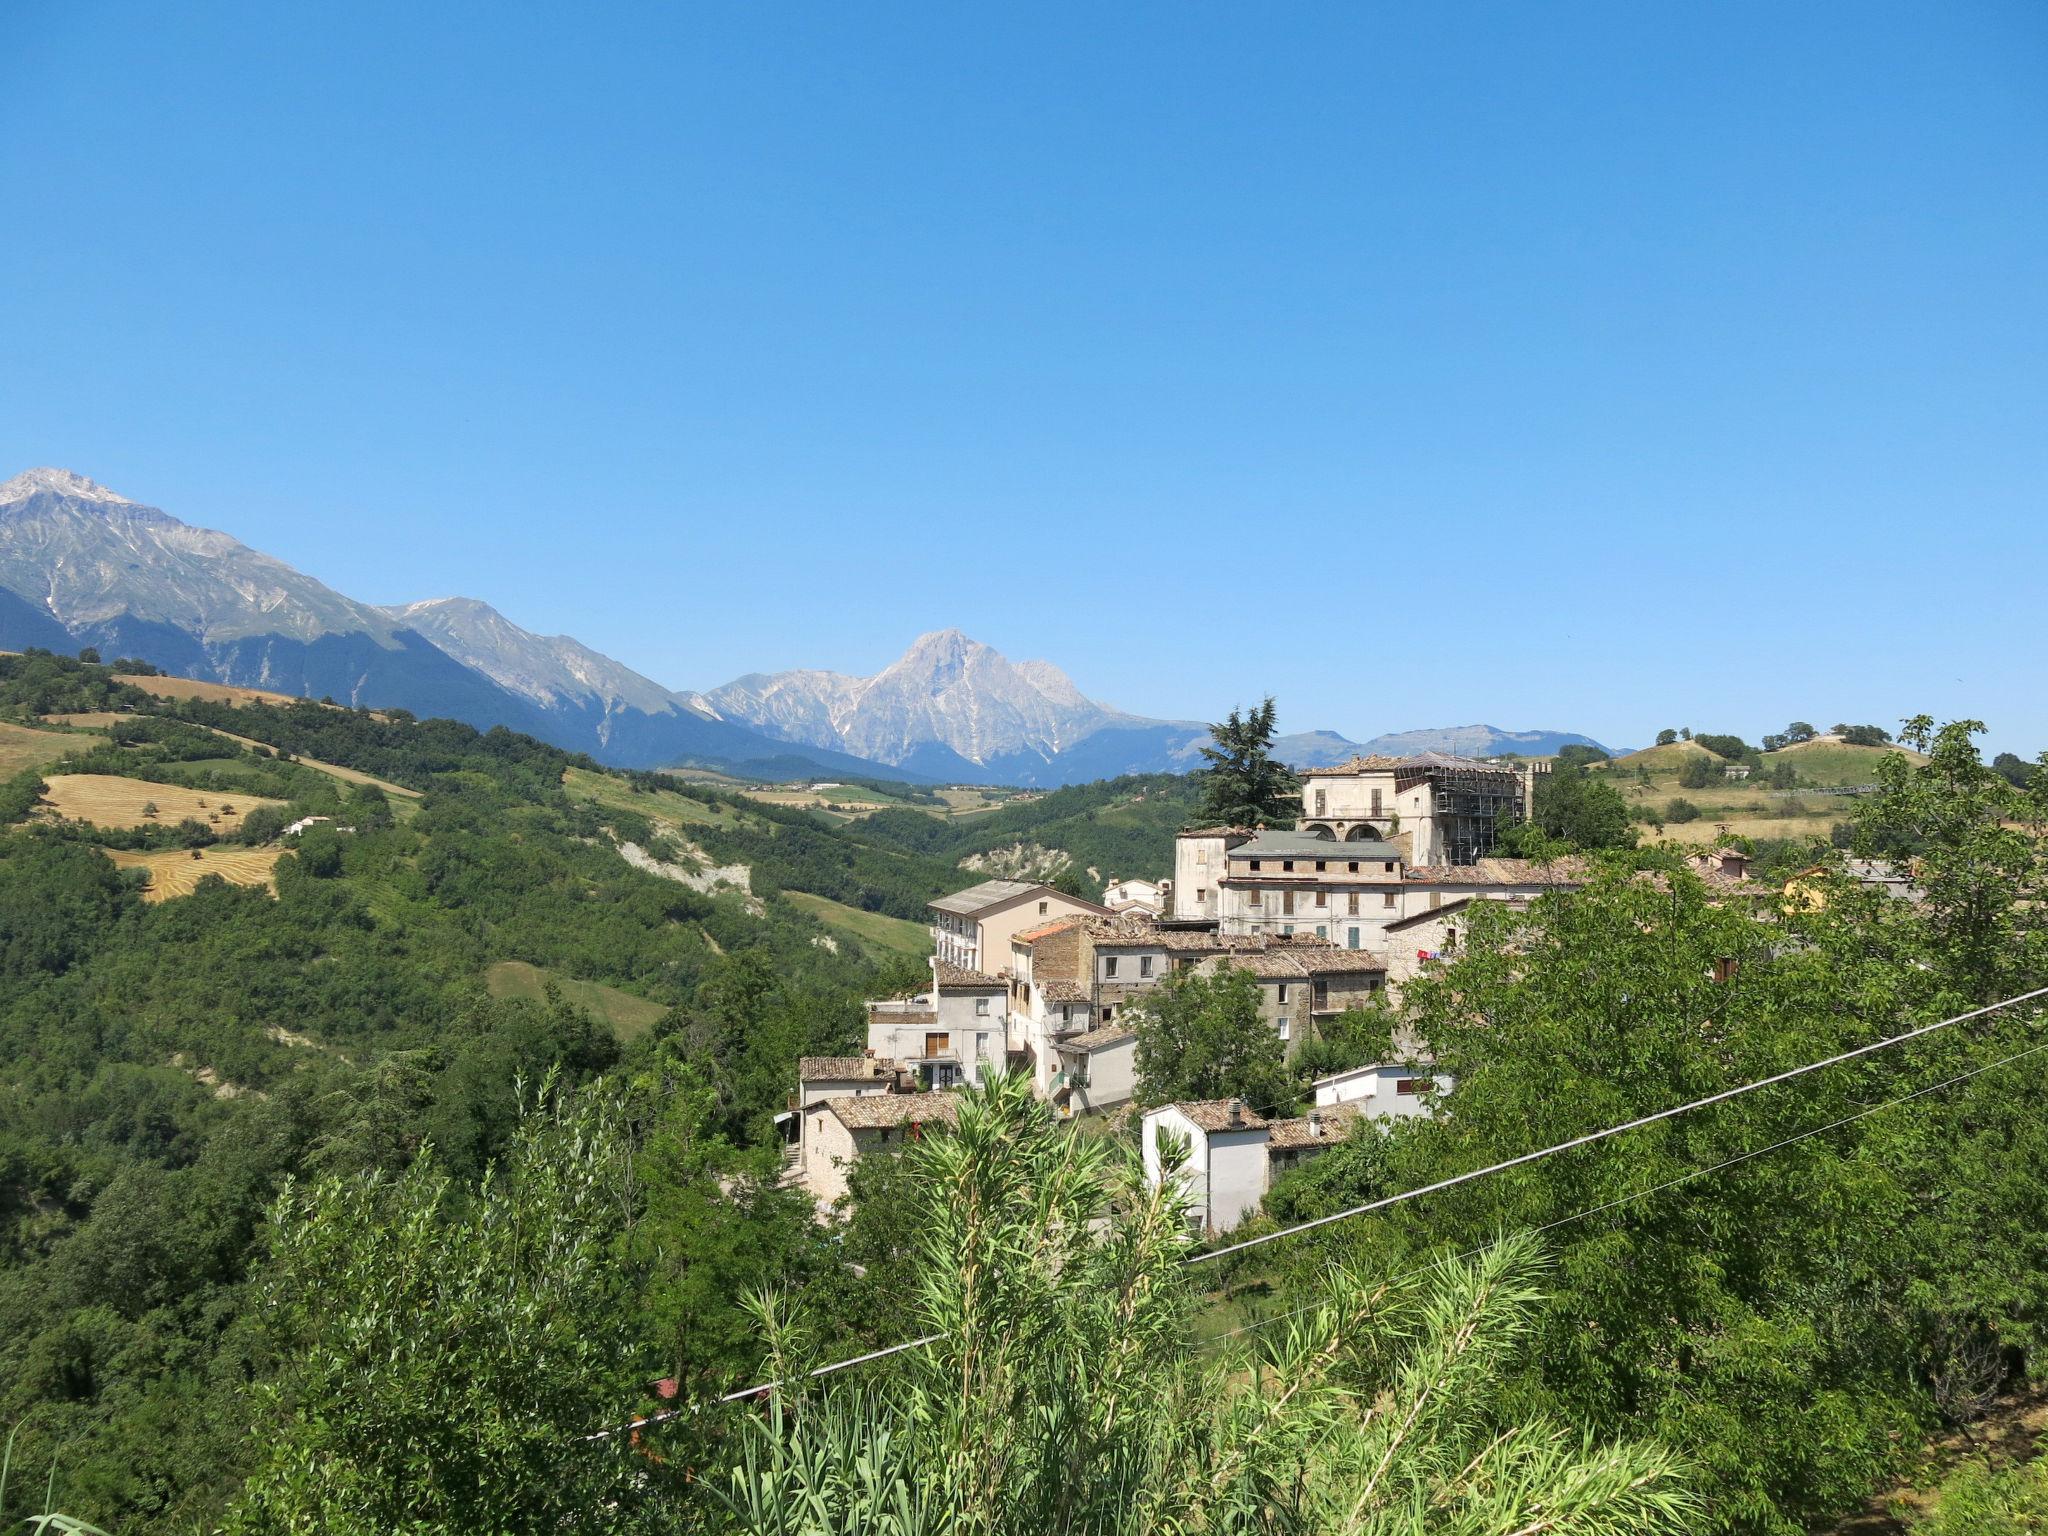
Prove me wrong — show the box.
[1300,756,1403,776]
[1405,857,1591,886]
[798,1055,892,1081]
[1058,1022,1137,1051]
[1038,979,1088,1004]
[1013,916,1085,945]
[867,1005,937,1027]
[1264,1103,1365,1150]
[1383,898,1479,932]
[828,1092,962,1130]
[1285,947,1388,975]
[932,961,1003,989]
[1166,1098,1269,1132]
[1177,826,1256,839]
[1085,914,1169,944]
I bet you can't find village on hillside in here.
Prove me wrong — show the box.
[781,748,1890,1233]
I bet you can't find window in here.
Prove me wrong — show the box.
[1281,890,1295,915]
[1276,1016,1291,1042]
[1314,789,1327,814]
[1196,887,1208,903]
[1347,893,1359,915]
[1105,957,1119,978]
[1430,892,1442,910]
[1314,890,1327,908]
[1315,925,1327,939]
[1249,889,1263,907]
[1371,788,1383,814]
[1276,982,1290,1004]
[1249,859,1262,871]
[1281,923,1294,935]
[1282,860,1295,872]
[926,1032,951,1057]
[1315,859,1326,872]
[1383,891,1397,908]
[1395,1078,1422,1095]
[1039,900,1049,915]
[1101,1006,1113,1022]
[1384,862,1394,873]
[1347,927,1360,949]
[1313,980,1329,1007]
[975,997,989,1016]
[1196,847,1208,867]
[1348,861,1358,873]
[1139,955,1153,978]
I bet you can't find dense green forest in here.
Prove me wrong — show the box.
[6,649,2048,1534]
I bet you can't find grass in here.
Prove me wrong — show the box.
[0,720,78,776]
[563,765,750,830]
[1590,739,1925,847]
[103,845,285,902]
[783,890,932,956]
[114,673,312,708]
[33,773,287,832]
[483,959,669,1041]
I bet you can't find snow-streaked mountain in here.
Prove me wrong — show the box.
[0,469,914,779]
[0,468,401,645]
[379,596,703,719]
[703,630,1168,770]
[707,632,1611,783]
[0,467,1611,785]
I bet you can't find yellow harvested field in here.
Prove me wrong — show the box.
[36,774,286,831]
[114,672,395,721]
[104,845,285,902]
[0,720,77,776]
[115,673,311,708]
[39,711,140,727]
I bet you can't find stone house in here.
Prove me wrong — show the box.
[797,1091,960,1210]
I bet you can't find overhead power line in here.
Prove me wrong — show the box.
[1191,983,2048,1265]
[1211,1026,2048,1348]
[588,983,2048,1441]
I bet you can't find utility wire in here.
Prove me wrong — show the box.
[588,983,2048,1441]
[1191,984,2048,1265]
[1208,1027,2048,1349]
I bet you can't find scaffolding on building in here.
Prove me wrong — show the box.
[1394,761,1527,866]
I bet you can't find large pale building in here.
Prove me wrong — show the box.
[1296,753,1547,867]
[928,879,1110,972]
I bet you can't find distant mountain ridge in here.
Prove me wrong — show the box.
[0,469,910,780]
[702,633,1608,783]
[0,467,1610,784]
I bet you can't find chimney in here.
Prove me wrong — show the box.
[1308,1110,1324,1138]
[1227,1097,1245,1126]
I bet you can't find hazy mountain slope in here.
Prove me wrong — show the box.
[1350,724,1609,759]
[0,468,915,781]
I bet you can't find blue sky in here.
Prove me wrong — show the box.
[3,2,2044,753]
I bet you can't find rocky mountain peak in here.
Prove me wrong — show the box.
[0,467,137,507]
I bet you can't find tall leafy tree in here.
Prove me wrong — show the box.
[1860,717,2048,1004]
[1197,696,1299,828]
[225,1081,669,1534]
[1129,964,1294,1115]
